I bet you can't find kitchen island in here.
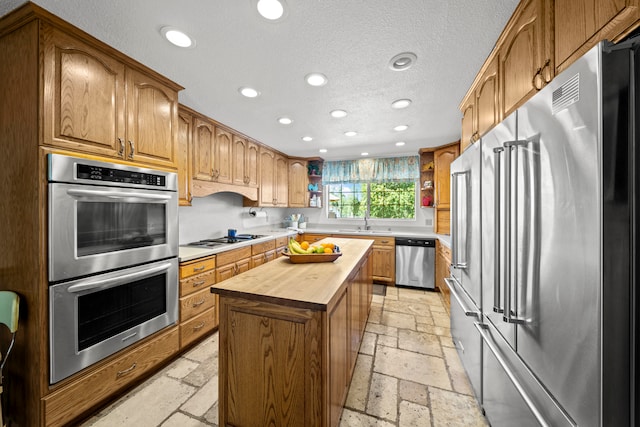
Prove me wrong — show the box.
[210,237,373,427]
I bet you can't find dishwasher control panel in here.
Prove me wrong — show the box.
[395,237,436,247]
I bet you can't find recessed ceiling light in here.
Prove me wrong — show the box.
[394,125,409,131]
[344,131,357,137]
[256,0,285,20]
[239,87,260,98]
[391,99,412,109]
[278,117,293,125]
[161,27,195,48]
[361,152,369,156]
[305,73,328,87]
[330,109,348,118]
[395,141,406,146]
[319,148,328,153]
[302,136,313,142]
[389,52,417,71]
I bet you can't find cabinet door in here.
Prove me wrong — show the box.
[500,0,550,117]
[214,127,232,184]
[177,108,193,205]
[216,264,236,282]
[328,289,349,427]
[434,144,459,235]
[246,141,259,187]
[126,67,178,168]
[555,0,639,68]
[44,27,126,157]
[460,97,475,152]
[232,135,248,186]
[275,154,289,206]
[192,117,214,181]
[258,148,275,206]
[288,159,308,207]
[476,56,500,138]
[236,258,251,274]
[372,244,394,284]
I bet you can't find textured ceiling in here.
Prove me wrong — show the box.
[1,0,519,160]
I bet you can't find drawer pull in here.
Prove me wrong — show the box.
[116,362,137,378]
[192,298,206,307]
[192,266,206,272]
[193,321,206,331]
[380,240,389,244]
[193,280,206,287]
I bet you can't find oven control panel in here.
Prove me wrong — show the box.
[77,164,166,186]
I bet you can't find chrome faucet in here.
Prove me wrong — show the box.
[364,209,371,230]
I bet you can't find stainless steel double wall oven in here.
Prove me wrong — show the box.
[48,154,179,384]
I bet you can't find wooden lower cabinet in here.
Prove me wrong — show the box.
[43,327,179,427]
[179,255,218,348]
[275,236,289,258]
[216,246,252,282]
[335,235,395,285]
[435,241,452,313]
[250,239,277,268]
[216,245,372,427]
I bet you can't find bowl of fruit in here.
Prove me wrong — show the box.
[284,238,342,263]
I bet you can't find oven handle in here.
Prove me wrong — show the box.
[67,262,173,293]
[66,188,173,201]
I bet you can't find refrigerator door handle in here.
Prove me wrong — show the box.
[451,171,469,269]
[503,140,527,324]
[475,322,551,427]
[445,278,479,318]
[493,147,504,313]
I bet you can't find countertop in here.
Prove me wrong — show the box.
[210,237,373,310]
[178,227,451,262]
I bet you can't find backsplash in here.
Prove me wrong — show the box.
[178,193,286,244]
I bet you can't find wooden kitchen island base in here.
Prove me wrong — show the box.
[211,238,373,427]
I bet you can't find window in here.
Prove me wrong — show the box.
[328,182,416,219]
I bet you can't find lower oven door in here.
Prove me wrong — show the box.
[49,258,178,384]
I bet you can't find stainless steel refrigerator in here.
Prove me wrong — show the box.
[450,39,639,426]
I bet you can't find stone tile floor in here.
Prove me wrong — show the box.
[81,286,488,426]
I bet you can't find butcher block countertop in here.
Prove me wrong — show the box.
[210,237,373,311]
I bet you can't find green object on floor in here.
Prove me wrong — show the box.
[0,291,19,427]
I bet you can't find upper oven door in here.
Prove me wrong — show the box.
[49,182,178,282]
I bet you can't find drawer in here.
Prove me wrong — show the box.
[180,308,216,348]
[252,239,276,255]
[336,234,394,247]
[44,327,179,427]
[180,287,216,322]
[179,256,216,279]
[216,246,252,267]
[179,269,216,297]
[275,236,288,248]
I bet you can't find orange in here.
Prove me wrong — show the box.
[324,247,332,254]
[300,241,310,250]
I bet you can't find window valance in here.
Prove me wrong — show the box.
[322,156,419,184]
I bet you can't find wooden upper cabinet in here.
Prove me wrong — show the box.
[275,153,289,207]
[433,143,460,235]
[258,148,276,206]
[288,158,308,208]
[192,117,215,181]
[246,140,259,187]
[214,127,232,184]
[232,135,259,187]
[125,67,178,168]
[44,26,126,158]
[476,56,500,138]
[43,25,180,169]
[177,107,193,205]
[555,0,640,71]
[499,0,552,118]
[460,98,475,152]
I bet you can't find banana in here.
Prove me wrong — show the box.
[289,238,307,254]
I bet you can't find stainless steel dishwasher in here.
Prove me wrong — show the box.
[395,237,436,289]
